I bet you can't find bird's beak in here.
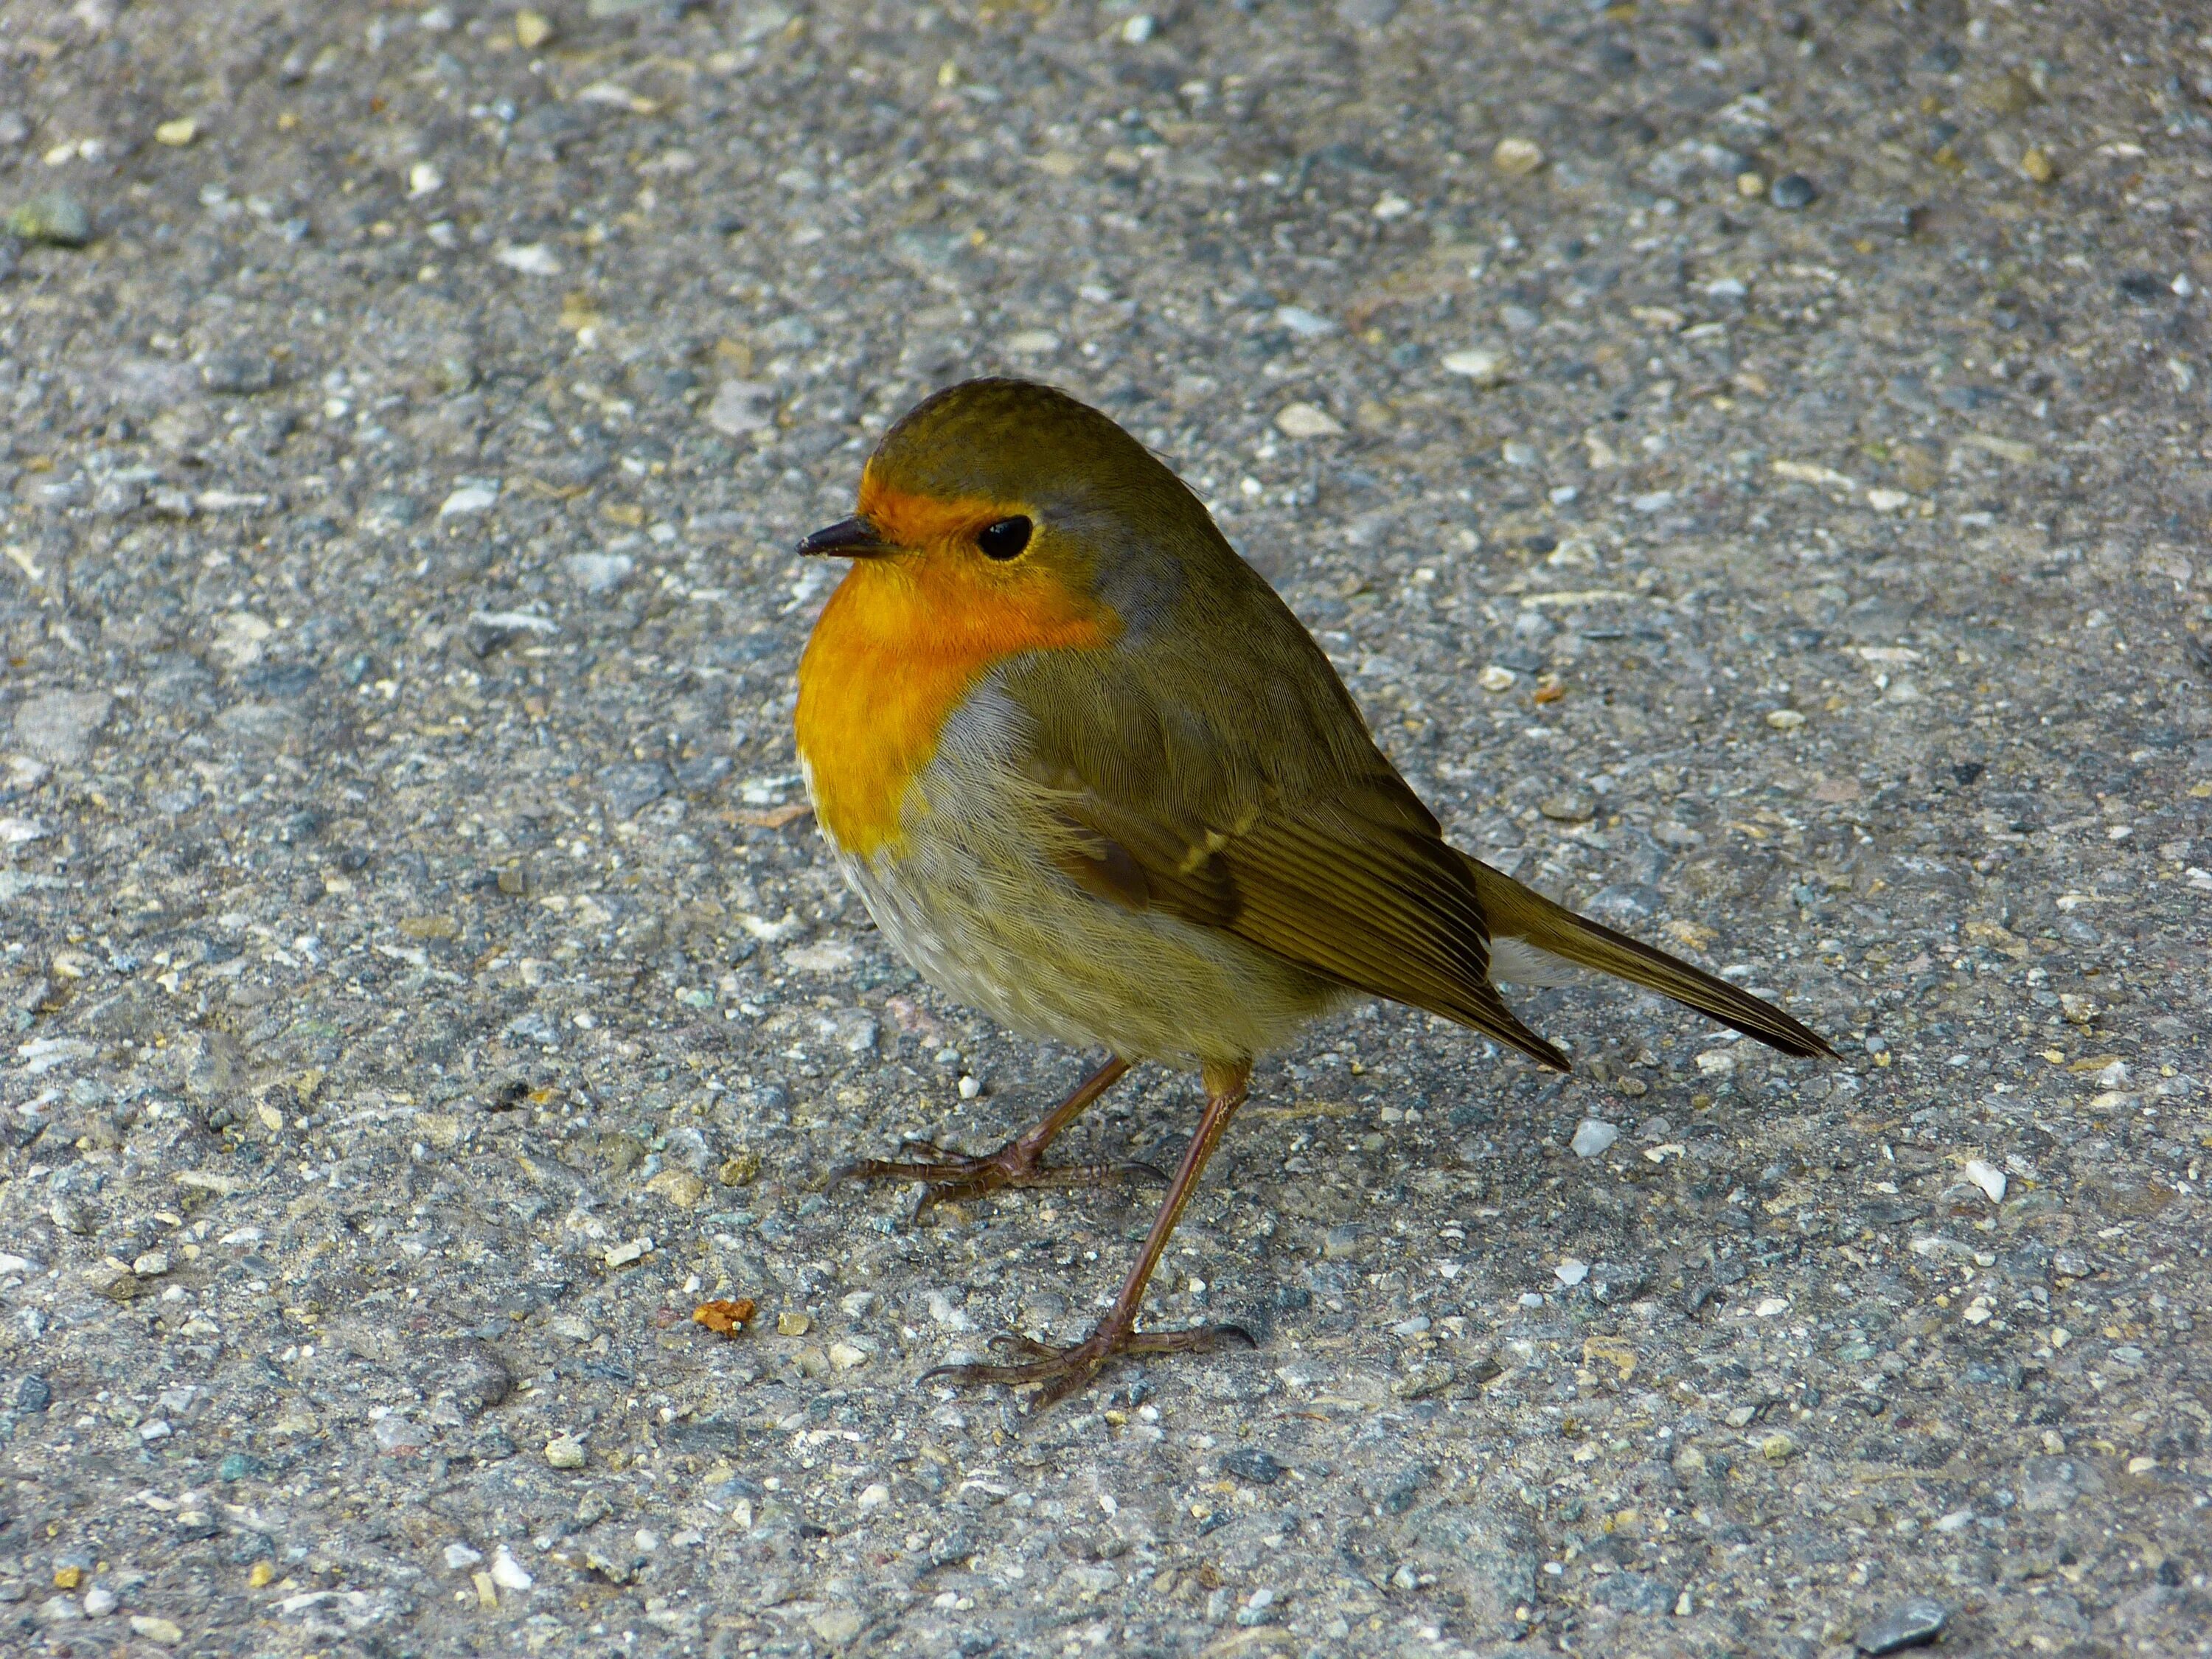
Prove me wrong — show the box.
[796,516,891,559]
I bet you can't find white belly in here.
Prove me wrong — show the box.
[807,682,1344,1068]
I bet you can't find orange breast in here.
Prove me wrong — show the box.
[796,499,1117,858]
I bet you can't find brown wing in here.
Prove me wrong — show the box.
[1000,582,1568,1071]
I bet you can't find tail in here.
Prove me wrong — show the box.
[1465,856,1836,1060]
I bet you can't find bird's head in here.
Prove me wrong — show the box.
[796,378,1220,639]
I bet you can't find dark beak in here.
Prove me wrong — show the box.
[796,516,891,559]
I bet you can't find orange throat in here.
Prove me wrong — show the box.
[795,535,1116,858]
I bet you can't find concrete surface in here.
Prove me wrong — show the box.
[0,2,2208,1656]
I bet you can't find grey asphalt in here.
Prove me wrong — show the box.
[1,3,2207,1657]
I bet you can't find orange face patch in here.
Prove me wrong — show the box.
[796,476,1117,857]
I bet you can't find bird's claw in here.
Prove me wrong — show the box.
[921,1320,1256,1411]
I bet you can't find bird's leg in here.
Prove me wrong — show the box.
[923,1060,1255,1410]
[838,1056,1159,1208]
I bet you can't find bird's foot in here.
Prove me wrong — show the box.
[921,1319,1255,1411]
[835,1135,1166,1211]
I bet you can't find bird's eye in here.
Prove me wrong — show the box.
[975,516,1032,560]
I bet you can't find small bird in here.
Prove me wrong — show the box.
[795,379,1831,1407]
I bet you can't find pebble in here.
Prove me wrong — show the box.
[1554,1259,1588,1287]
[154,119,198,148]
[495,242,562,276]
[1274,402,1344,438]
[1322,1225,1363,1259]
[1492,137,1545,176]
[1570,1119,1619,1158]
[490,1547,534,1591]
[7,191,92,246]
[544,1435,587,1470]
[13,690,114,766]
[515,8,555,47]
[1220,1447,1285,1484]
[2020,147,2055,184]
[442,1543,483,1571]
[438,482,499,517]
[1539,793,1594,823]
[1766,709,1806,731]
[1770,173,1818,209]
[201,348,277,394]
[603,1237,653,1269]
[1856,1596,1948,1655]
[82,1585,117,1616]
[645,1168,708,1209]
[1477,664,1517,692]
[18,1375,52,1412]
[706,378,776,436]
[1273,305,1338,338]
[565,551,635,594]
[777,1310,812,1337]
[128,1615,184,1645]
[1964,1158,2007,1203]
[1441,347,1510,385]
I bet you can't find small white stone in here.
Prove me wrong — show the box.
[82,1585,118,1617]
[603,1237,653,1269]
[1004,329,1060,355]
[1694,1049,1737,1077]
[1477,664,1517,692]
[1764,709,1806,731]
[131,1251,171,1278]
[1964,1158,2008,1204]
[408,163,444,197]
[1492,137,1545,176]
[827,1341,869,1371]
[1569,1119,1620,1158]
[139,1419,172,1443]
[1119,13,1154,44]
[1755,1297,1789,1318]
[495,242,562,276]
[1555,1259,1589,1287]
[1273,401,1343,439]
[957,1075,983,1100]
[443,1543,484,1571]
[439,483,498,517]
[857,1483,891,1511]
[1441,347,1509,384]
[1273,305,1338,338]
[490,1545,534,1590]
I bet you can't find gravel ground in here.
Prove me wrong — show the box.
[2,2,2209,1656]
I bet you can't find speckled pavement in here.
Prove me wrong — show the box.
[1,3,2208,1657]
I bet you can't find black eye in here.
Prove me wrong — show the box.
[976,516,1032,560]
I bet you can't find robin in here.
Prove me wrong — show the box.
[795,378,1832,1407]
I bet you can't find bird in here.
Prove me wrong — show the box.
[793,378,1832,1408]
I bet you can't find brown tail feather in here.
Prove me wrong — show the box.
[1464,857,1837,1060]
[1450,981,1572,1074]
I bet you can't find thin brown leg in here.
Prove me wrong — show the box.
[838,1056,1159,1210]
[923,1058,1256,1409]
